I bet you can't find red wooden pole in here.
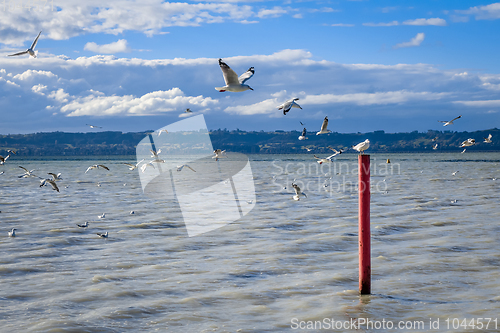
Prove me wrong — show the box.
[358,154,371,294]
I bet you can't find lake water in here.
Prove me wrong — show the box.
[1,153,499,332]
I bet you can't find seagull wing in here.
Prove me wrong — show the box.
[123,163,135,168]
[47,172,58,180]
[31,31,42,50]
[185,165,196,172]
[219,59,239,85]
[135,158,145,167]
[8,50,28,57]
[291,98,302,109]
[238,67,255,85]
[450,115,462,122]
[98,164,109,171]
[85,165,95,173]
[19,165,29,173]
[320,117,329,132]
[301,128,306,136]
[47,179,59,192]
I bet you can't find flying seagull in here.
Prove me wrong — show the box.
[298,128,307,140]
[39,178,60,192]
[292,183,307,201]
[460,138,475,147]
[185,108,193,113]
[140,160,156,173]
[47,172,63,181]
[316,116,331,135]
[176,164,196,172]
[158,129,168,136]
[352,139,370,154]
[278,98,302,115]
[18,166,37,178]
[123,159,144,171]
[313,148,343,164]
[85,164,109,173]
[215,59,254,92]
[484,134,493,143]
[86,124,102,129]
[8,228,16,237]
[438,115,462,126]
[433,143,438,150]
[0,155,10,165]
[97,232,108,238]
[8,31,42,58]
[213,149,226,161]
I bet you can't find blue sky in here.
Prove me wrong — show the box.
[1,0,500,134]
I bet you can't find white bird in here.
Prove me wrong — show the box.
[18,165,36,178]
[0,155,10,165]
[438,115,462,126]
[303,147,313,152]
[123,159,144,171]
[150,149,162,158]
[85,164,110,173]
[86,124,102,129]
[140,161,156,173]
[8,31,42,58]
[452,171,459,176]
[185,108,193,113]
[433,143,438,150]
[158,129,168,136]
[0,171,4,175]
[97,232,108,238]
[213,149,226,161]
[8,228,16,237]
[215,59,254,92]
[130,211,135,215]
[98,213,105,219]
[459,138,476,147]
[39,178,60,192]
[292,183,307,201]
[176,164,196,172]
[77,222,89,228]
[352,139,370,154]
[313,148,343,164]
[432,137,438,141]
[316,116,331,135]
[47,172,63,181]
[278,98,302,115]
[298,128,307,140]
[484,134,493,143]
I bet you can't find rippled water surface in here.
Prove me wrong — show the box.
[1,153,499,332]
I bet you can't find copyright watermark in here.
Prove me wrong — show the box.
[272,159,400,195]
[291,317,498,330]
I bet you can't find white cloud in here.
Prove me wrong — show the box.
[402,18,447,26]
[257,6,289,18]
[329,23,355,27]
[84,39,131,54]
[363,21,399,27]
[48,89,70,103]
[393,33,425,49]
[453,100,500,107]
[60,88,218,116]
[32,84,48,95]
[456,3,500,20]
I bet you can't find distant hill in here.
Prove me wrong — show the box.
[0,128,499,156]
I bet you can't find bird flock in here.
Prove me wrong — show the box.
[3,32,497,215]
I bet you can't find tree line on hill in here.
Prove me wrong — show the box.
[0,128,498,156]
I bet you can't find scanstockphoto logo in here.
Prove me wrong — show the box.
[136,115,256,237]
